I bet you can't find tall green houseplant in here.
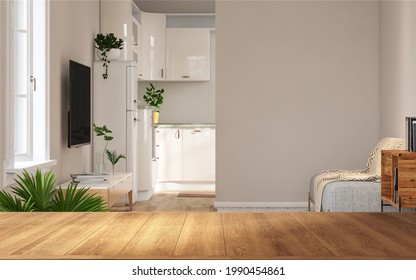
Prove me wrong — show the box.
[143,82,164,123]
[94,33,124,79]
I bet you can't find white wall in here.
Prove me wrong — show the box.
[215,1,381,206]
[380,1,416,138]
[138,31,216,124]
[49,0,99,184]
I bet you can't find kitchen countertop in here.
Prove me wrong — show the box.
[155,123,216,129]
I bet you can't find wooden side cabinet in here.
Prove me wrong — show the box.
[381,150,416,211]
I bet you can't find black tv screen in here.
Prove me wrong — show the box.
[68,60,91,148]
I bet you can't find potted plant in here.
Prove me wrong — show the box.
[106,149,126,175]
[94,33,124,79]
[143,82,164,123]
[93,123,113,174]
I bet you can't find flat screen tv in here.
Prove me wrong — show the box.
[68,60,91,148]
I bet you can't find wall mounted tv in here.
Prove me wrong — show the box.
[68,60,91,148]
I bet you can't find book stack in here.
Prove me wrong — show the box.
[70,174,108,184]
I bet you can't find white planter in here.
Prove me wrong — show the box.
[96,48,121,61]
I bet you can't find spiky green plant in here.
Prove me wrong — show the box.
[52,182,108,212]
[0,192,34,212]
[106,149,126,174]
[12,169,57,211]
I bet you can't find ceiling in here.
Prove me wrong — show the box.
[134,0,215,14]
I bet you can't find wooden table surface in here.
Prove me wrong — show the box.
[0,212,415,260]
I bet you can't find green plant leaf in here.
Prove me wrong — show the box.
[52,182,108,212]
[12,169,56,211]
[0,191,34,212]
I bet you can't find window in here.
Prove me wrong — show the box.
[5,0,50,173]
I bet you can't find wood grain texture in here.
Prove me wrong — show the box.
[222,213,280,257]
[173,212,226,257]
[68,212,152,256]
[0,212,84,256]
[0,213,50,237]
[256,213,334,257]
[11,213,118,256]
[118,212,187,257]
[0,212,416,259]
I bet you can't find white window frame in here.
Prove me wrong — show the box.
[4,0,54,184]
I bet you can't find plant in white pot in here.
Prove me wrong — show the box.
[94,33,124,79]
[143,82,164,123]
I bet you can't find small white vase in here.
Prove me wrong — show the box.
[96,48,121,61]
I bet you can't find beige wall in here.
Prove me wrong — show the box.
[380,1,416,138]
[138,31,216,124]
[49,0,99,184]
[0,1,4,187]
[215,1,381,206]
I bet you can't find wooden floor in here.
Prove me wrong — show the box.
[0,212,416,260]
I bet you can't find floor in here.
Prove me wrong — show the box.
[1,212,416,260]
[111,182,217,212]
[128,191,216,212]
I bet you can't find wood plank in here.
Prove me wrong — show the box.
[222,213,280,257]
[0,212,85,256]
[68,212,152,256]
[173,212,226,257]
[0,213,18,221]
[11,213,118,256]
[0,213,49,236]
[333,213,416,257]
[290,212,402,257]
[352,212,416,255]
[255,213,335,257]
[118,212,187,257]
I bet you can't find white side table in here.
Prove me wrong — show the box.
[61,173,133,211]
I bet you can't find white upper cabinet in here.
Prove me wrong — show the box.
[166,28,210,81]
[139,12,166,80]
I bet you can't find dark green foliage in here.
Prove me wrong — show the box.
[12,169,56,211]
[143,82,164,112]
[93,123,113,142]
[52,182,108,212]
[0,169,108,212]
[0,192,34,212]
[94,33,124,79]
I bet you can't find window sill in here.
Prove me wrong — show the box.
[5,160,57,187]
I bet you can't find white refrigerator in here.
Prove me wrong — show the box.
[93,61,155,202]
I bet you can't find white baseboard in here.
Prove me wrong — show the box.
[136,189,155,202]
[214,201,308,208]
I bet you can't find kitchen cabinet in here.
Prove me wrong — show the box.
[182,128,215,180]
[139,12,166,80]
[165,28,210,81]
[132,2,140,64]
[156,127,215,182]
[156,128,182,181]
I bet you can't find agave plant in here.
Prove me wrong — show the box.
[12,169,57,211]
[52,182,108,212]
[0,192,34,212]
[0,169,108,212]
[106,149,126,174]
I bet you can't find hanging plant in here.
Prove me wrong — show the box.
[94,33,124,79]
